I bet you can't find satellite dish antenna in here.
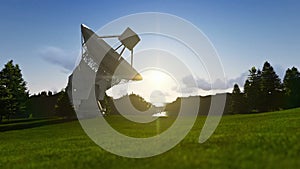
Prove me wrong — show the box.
[98,27,140,67]
[72,24,142,115]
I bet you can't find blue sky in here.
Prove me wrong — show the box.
[0,0,299,94]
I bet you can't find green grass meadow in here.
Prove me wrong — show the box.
[0,108,299,169]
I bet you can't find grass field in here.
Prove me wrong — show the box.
[0,108,299,169]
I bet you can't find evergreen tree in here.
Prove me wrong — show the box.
[230,84,245,114]
[48,91,53,96]
[244,67,262,112]
[260,61,282,111]
[55,90,76,119]
[0,80,11,121]
[283,67,300,108]
[243,79,251,112]
[0,60,28,121]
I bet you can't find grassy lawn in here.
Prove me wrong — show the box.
[0,108,299,169]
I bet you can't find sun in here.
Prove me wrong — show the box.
[140,68,176,90]
[106,67,180,106]
[148,70,167,84]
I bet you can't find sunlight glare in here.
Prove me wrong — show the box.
[141,68,177,90]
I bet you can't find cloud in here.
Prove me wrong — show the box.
[178,86,199,94]
[181,75,211,90]
[227,72,248,88]
[181,72,248,92]
[38,46,78,73]
[181,75,227,90]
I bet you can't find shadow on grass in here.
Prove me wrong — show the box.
[0,118,77,132]
[0,118,49,125]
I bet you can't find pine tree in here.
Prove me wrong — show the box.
[0,80,11,121]
[260,61,282,111]
[0,60,28,121]
[55,90,76,119]
[283,67,300,108]
[230,84,245,114]
[244,67,262,112]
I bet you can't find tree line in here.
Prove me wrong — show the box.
[230,61,300,114]
[1,60,299,122]
[0,60,75,122]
